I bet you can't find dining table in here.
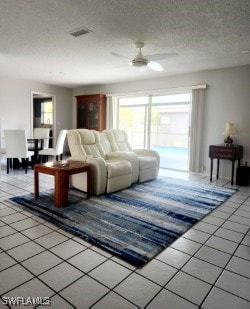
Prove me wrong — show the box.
[27,137,45,166]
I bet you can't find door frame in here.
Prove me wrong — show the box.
[30,91,56,147]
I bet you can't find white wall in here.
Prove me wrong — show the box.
[73,65,250,179]
[0,76,72,147]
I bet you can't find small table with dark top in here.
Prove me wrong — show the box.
[27,137,44,165]
[209,145,243,185]
[34,160,91,208]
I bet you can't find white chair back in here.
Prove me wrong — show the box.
[4,130,29,158]
[34,128,50,149]
[55,130,68,155]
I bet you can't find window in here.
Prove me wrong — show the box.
[119,97,148,148]
[41,101,53,125]
[118,93,191,171]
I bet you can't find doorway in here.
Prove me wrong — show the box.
[31,92,56,147]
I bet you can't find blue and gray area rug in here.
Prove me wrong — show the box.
[7,177,236,267]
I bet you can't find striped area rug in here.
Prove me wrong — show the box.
[7,177,236,267]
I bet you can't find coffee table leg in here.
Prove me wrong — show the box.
[54,171,69,208]
[34,170,39,199]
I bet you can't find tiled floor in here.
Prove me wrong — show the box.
[0,163,249,308]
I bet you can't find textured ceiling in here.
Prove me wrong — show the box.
[0,0,249,88]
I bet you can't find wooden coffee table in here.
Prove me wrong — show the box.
[34,160,91,208]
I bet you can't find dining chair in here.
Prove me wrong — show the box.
[33,128,50,149]
[4,129,34,174]
[38,129,67,162]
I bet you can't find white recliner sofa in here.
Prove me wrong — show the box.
[67,129,132,196]
[103,129,160,183]
[99,131,140,183]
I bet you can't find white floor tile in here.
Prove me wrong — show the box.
[170,237,202,255]
[147,288,198,309]
[157,247,191,268]
[0,252,17,271]
[9,217,40,231]
[92,291,137,309]
[202,215,225,226]
[166,271,211,306]
[195,245,231,268]
[7,241,45,262]
[0,264,33,295]
[235,209,250,218]
[49,295,75,309]
[214,227,245,243]
[182,228,211,244]
[226,256,250,278]
[202,286,250,309]
[193,221,218,234]
[34,231,69,249]
[60,275,109,309]
[234,245,250,260]
[241,234,250,246]
[2,278,54,306]
[67,249,107,273]
[114,273,161,308]
[210,210,231,220]
[89,260,131,288]
[21,251,63,275]
[0,212,28,224]
[0,225,16,237]
[216,205,236,214]
[39,262,83,292]
[50,239,86,259]
[216,270,250,301]
[221,220,249,234]
[136,259,177,286]
[21,224,54,240]
[0,207,17,217]
[0,233,30,251]
[182,257,222,284]
[205,235,238,254]
[229,214,250,226]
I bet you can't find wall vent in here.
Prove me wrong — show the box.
[69,27,92,38]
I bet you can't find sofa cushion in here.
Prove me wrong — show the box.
[83,144,102,158]
[78,129,96,144]
[111,130,132,151]
[106,160,132,179]
[138,156,158,169]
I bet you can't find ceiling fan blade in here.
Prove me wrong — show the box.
[147,53,177,61]
[110,52,129,61]
[148,61,164,72]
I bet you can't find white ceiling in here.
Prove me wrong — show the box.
[0,0,249,88]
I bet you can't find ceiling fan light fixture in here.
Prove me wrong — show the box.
[130,58,149,67]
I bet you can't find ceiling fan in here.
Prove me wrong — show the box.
[111,42,177,72]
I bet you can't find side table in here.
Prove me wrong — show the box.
[209,145,243,185]
[34,160,91,208]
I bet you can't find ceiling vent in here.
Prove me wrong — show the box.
[69,27,92,38]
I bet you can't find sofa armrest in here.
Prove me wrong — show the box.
[133,149,160,167]
[68,155,107,196]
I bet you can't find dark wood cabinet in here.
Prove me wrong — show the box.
[209,144,243,185]
[76,94,106,131]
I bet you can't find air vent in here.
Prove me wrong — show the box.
[69,27,92,38]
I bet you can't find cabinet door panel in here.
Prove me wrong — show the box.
[76,94,106,131]
[77,103,87,128]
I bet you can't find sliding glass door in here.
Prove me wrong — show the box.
[150,94,190,171]
[119,93,191,171]
[119,97,148,148]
